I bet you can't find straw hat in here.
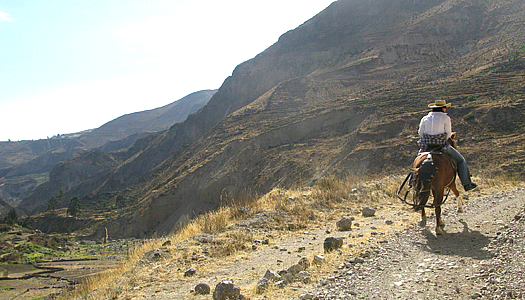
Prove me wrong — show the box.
[428,99,452,108]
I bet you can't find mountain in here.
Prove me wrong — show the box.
[19,0,525,237]
[0,90,216,212]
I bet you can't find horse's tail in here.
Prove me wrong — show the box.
[413,154,435,211]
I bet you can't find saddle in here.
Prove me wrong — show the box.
[417,145,457,173]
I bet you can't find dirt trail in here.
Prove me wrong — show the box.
[110,183,525,300]
[307,185,525,299]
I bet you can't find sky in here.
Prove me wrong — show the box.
[0,0,335,142]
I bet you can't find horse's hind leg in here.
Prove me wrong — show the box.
[435,205,444,235]
[419,208,427,227]
[434,191,444,235]
[451,185,463,213]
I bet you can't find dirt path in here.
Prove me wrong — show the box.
[306,185,525,299]
[111,183,525,300]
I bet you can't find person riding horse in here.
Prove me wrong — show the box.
[417,99,477,191]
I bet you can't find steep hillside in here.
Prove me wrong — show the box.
[23,0,525,237]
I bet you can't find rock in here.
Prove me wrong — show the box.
[287,222,296,230]
[256,278,269,294]
[298,257,310,269]
[296,271,311,283]
[324,237,343,252]
[336,217,354,231]
[143,248,170,262]
[314,254,326,265]
[184,267,196,277]
[195,282,210,295]
[349,257,364,264]
[252,244,257,250]
[287,264,303,275]
[274,280,287,288]
[283,272,294,283]
[385,220,394,225]
[263,269,282,282]
[300,293,314,300]
[362,207,376,217]
[213,280,241,300]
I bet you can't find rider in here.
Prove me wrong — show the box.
[417,99,478,191]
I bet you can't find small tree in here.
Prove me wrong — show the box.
[116,194,125,208]
[67,197,81,217]
[6,209,17,225]
[56,190,65,205]
[47,196,58,211]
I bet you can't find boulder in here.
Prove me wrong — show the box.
[213,280,241,300]
[362,207,376,217]
[324,237,343,252]
[195,282,211,295]
[336,217,354,231]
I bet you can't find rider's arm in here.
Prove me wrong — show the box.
[444,115,452,139]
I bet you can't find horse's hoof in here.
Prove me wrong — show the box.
[419,220,426,227]
[436,227,443,235]
[457,208,464,213]
[439,223,445,228]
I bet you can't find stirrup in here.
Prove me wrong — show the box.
[464,183,478,191]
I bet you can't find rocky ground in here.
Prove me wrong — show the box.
[306,185,525,300]
[101,181,525,300]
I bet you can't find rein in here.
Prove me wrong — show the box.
[396,173,451,209]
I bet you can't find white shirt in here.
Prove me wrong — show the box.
[418,112,452,139]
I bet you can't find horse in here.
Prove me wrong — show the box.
[411,144,463,235]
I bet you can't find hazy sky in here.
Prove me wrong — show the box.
[0,0,335,142]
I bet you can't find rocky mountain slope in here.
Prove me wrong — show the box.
[0,90,215,210]
[19,0,525,238]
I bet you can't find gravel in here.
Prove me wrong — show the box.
[306,186,525,299]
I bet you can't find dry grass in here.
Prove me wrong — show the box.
[60,173,520,299]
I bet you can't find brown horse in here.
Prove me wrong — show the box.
[412,149,462,235]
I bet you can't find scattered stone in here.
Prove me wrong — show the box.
[195,283,210,295]
[324,237,344,252]
[349,257,364,264]
[287,264,303,275]
[213,280,241,300]
[184,267,196,277]
[143,248,170,262]
[274,280,287,288]
[336,217,354,231]
[161,240,171,247]
[300,293,314,300]
[263,270,282,282]
[287,222,296,230]
[362,207,376,217]
[283,272,294,283]
[298,257,310,269]
[252,244,257,250]
[256,278,269,294]
[314,254,326,265]
[385,220,394,225]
